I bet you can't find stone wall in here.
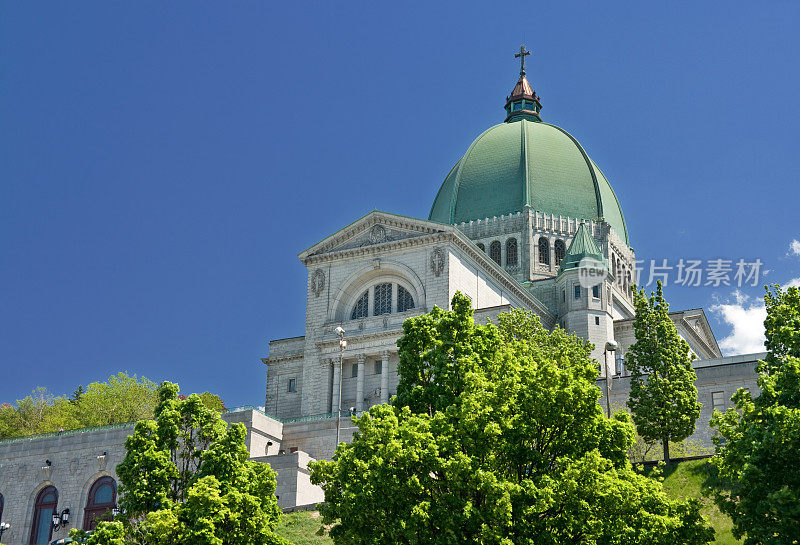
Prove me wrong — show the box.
[0,409,319,544]
[599,353,764,448]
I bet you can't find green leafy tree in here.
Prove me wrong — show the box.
[626,281,701,463]
[70,521,126,545]
[109,381,288,545]
[0,373,225,440]
[0,387,76,439]
[197,391,227,413]
[310,293,713,545]
[711,284,800,545]
[72,373,159,427]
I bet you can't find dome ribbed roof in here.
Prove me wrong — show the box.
[428,116,629,246]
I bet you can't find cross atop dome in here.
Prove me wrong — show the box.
[515,45,531,75]
[505,45,542,122]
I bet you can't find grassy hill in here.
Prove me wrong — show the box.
[274,459,741,544]
[275,510,332,545]
[644,459,741,545]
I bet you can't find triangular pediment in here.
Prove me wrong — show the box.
[299,211,449,262]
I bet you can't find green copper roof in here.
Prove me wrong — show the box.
[558,222,606,272]
[428,118,630,246]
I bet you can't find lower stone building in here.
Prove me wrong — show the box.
[0,409,322,544]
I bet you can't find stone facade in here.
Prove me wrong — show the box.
[0,409,323,544]
[600,353,764,446]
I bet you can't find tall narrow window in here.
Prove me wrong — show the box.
[538,237,550,265]
[374,360,382,375]
[351,363,358,378]
[554,239,566,266]
[477,242,485,251]
[489,241,501,264]
[30,486,58,545]
[574,285,581,299]
[351,290,369,320]
[287,378,296,392]
[506,238,518,266]
[83,477,116,531]
[373,283,392,316]
[397,285,415,312]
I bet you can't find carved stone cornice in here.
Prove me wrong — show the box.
[262,353,304,366]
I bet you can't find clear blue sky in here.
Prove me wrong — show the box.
[2,2,799,408]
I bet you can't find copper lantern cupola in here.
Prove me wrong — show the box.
[505,45,542,122]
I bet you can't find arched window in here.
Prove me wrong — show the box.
[489,241,501,265]
[476,242,485,252]
[373,283,392,316]
[397,285,415,312]
[506,238,518,266]
[351,290,369,320]
[626,271,632,294]
[554,239,566,266]
[83,477,117,531]
[538,237,550,265]
[30,486,58,545]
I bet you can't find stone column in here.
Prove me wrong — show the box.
[380,350,390,404]
[330,358,341,416]
[356,354,366,413]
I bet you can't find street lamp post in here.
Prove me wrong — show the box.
[604,340,619,418]
[334,326,346,446]
[0,521,10,541]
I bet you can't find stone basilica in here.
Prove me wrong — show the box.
[0,53,763,542]
[262,55,760,460]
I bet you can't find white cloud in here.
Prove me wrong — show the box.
[710,291,767,356]
[788,278,800,288]
[789,239,800,256]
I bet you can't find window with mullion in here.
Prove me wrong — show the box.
[351,290,369,320]
[374,283,392,316]
[397,285,415,312]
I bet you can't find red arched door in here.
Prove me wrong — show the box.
[83,477,117,530]
[30,486,58,545]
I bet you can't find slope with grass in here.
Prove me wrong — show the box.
[646,459,741,545]
[274,510,332,545]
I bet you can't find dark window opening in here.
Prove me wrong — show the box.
[397,285,415,312]
[538,237,550,265]
[374,283,392,316]
[554,239,566,266]
[351,291,369,320]
[506,238,518,266]
[83,477,116,531]
[30,486,58,545]
[489,241,501,265]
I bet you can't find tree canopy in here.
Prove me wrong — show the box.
[0,373,226,440]
[711,284,800,545]
[626,281,701,463]
[74,382,288,545]
[310,292,714,544]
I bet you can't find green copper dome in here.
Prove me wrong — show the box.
[429,77,629,246]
